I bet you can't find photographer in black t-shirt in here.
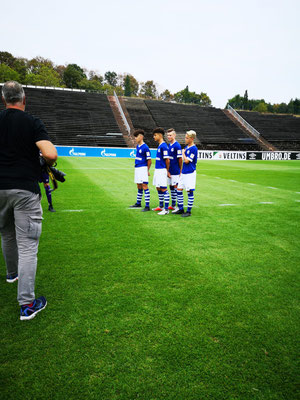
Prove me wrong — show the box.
[0,81,57,321]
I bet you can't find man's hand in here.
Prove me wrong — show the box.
[167,171,171,178]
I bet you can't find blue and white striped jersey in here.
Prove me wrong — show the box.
[155,142,169,169]
[135,143,151,168]
[182,145,198,174]
[168,141,182,175]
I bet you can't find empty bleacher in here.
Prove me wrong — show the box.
[123,98,261,150]
[144,100,262,150]
[239,111,300,150]
[122,98,157,148]
[0,86,127,147]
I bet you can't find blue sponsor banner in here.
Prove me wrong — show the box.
[56,146,157,158]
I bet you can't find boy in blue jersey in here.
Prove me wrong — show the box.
[166,128,182,211]
[130,129,152,211]
[173,130,198,217]
[152,127,170,215]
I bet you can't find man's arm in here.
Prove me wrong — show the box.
[165,158,170,172]
[147,159,152,176]
[36,140,58,166]
[178,156,183,170]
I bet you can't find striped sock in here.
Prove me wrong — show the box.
[144,189,150,207]
[164,190,170,210]
[187,191,194,212]
[137,189,143,205]
[170,186,176,206]
[158,190,164,208]
[177,190,184,210]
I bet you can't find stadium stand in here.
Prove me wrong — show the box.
[239,111,300,150]
[143,100,262,150]
[122,98,157,148]
[0,86,127,147]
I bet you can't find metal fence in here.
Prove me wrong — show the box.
[113,90,131,133]
[227,104,261,138]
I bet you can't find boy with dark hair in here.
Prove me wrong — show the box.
[152,127,170,215]
[130,129,151,211]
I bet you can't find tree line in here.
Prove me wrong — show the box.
[227,90,300,115]
[0,51,211,106]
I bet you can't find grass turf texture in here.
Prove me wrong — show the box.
[0,158,299,400]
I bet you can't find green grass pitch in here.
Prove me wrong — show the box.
[1,157,299,400]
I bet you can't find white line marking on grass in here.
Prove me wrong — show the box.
[229,179,237,182]
[296,192,300,194]
[215,177,221,179]
[295,200,300,202]
[61,209,84,212]
[219,204,237,206]
[259,202,274,204]
[266,186,278,190]
[200,174,207,176]
[247,183,256,186]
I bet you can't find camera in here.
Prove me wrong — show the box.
[40,156,66,184]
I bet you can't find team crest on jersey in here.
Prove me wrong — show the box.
[171,148,174,152]
[187,150,190,154]
[158,149,160,152]
[139,150,142,153]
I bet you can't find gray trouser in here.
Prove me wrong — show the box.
[0,190,43,305]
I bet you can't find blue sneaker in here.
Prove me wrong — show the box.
[20,296,47,321]
[6,273,18,283]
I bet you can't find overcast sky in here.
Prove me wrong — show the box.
[1,0,299,108]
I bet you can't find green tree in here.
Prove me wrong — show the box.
[25,66,61,87]
[140,80,158,98]
[27,56,54,74]
[88,71,103,84]
[125,74,139,96]
[160,89,173,101]
[13,58,28,83]
[254,102,268,113]
[277,102,288,114]
[243,90,248,110]
[124,75,132,97]
[0,64,20,82]
[227,94,243,109]
[104,71,117,87]
[78,78,103,91]
[0,51,15,67]
[174,86,211,106]
[293,98,300,114]
[63,64,86,88]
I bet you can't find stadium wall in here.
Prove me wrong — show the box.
[55,146,300,161]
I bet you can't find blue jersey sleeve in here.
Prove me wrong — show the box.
[161,143,169,159]
[176,142,183,158]
[144,145,151,160]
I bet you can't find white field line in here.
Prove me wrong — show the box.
[266,186,278,190]
[219,204,237,206]
[259,202,274,204]
[61,209,84,212]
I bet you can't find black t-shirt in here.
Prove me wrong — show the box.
[0,108,51,194]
